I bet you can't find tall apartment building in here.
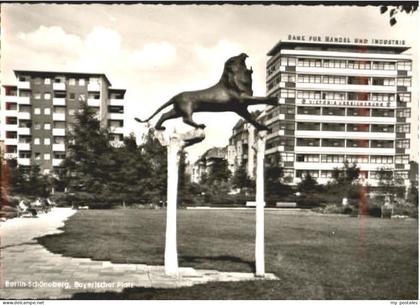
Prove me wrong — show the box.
[1,70,126,174]
[260,37,412,186]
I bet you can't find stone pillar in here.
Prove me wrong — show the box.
[164,134,183,275]
[255,130,267,277]
[154,128,205,276]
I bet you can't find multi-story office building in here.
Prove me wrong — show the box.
[1,70,126,174]
[261,37,412,186]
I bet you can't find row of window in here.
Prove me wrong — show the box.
[269,75,411,91]
[271,57,411,71]
[295,154,409,164]
[16,136,66,144]
[18,151,66,160]
[264,105,410,118]
[295,170,409,179]
[295,138,410,148]
[279,90,410,103]
[18,76,100,86]
[295,122,405,133]
[292,91,410,103]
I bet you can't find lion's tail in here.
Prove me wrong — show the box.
[134,98,175,123]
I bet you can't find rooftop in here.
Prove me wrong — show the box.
[267,40,411,56]
[13,70,112,86]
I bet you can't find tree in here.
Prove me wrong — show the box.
[297,173,318,194]
[8,162,51,198]
[332,161,360,186]
[380,4,418,26]
[59,101,115,204]
[264,162,284,196]
[138,127,167,204]
[231,161,252,191]
[206,159,231,185]
[376,167,405,199]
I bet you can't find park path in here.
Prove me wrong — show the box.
[0,208,277,299]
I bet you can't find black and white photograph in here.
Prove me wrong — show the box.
[0,1,418,302]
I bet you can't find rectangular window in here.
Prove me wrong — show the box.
[44,138,51,145]
[397,109,411,118]
[397,78,411,87]
[34,138,40,145]
[44,78,51,85]
[34,152,41,160]
[44,153,51,160]
[396,139,410,149]
[321,154,344,163]
[395,155,409,164]
[44,93,51,100]
[68,109,76,115]
[396,124,410,133]
[69,78,76,85]
[397,61,412,71]
[34,108,41,115]
[79,79,86,86]
[346,155,369,163]
[44,108,51,115]
[370,155,393,164]
[33,92,41,99]
[34,123,41,130]
[44,123,51,130]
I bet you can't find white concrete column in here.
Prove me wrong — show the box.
[164,135,182,276]
[154,128,205,276]
[255,130,267,277]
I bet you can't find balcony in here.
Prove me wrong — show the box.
[108,113,124,120]
[53,113,66,121]
[53,98,66,106]
[109,98,124,106]
[88,83,101,92]
[52,159,63,167]
[4,153,18,159]
[109,127,124,134]
[4,124,18,131]
[18,96,31,104]
[53,83,66,91]
[52,128,66,136]
[5,138,18,145]
[18,112,31,120]
[17,81,30,89]
[17,158,31,166]
[18,143,31,150]
[53,144,65,151]
[4,110,18,117]
[18,127,31,135]
[87,99,101,107]
[4,95,18,103]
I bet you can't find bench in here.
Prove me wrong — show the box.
[276,202,297,208]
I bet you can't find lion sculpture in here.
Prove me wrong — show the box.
[135,53,278,131]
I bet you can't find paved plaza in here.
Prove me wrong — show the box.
[0,208,278,299]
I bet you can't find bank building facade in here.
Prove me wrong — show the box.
[254,36,412,186]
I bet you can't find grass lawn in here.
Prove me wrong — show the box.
[38,209,418,300]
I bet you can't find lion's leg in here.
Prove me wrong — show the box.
[182,113,206,129]
[155,109,179,130]
[241,95,278,106]
[236,108,269,131]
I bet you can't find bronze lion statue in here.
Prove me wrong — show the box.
[135,53,278,131]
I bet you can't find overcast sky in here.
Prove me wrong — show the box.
[1,4,418,162]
